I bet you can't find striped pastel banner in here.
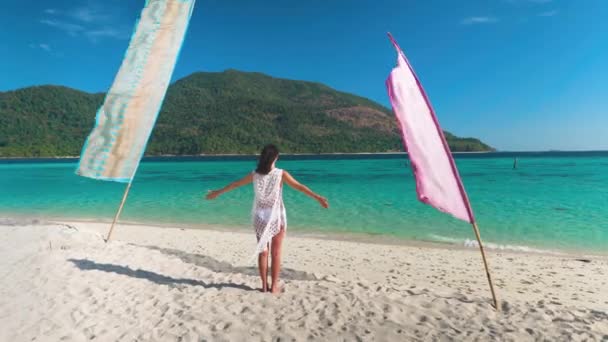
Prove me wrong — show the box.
[77,0,195,182]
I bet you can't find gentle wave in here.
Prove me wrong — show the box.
[427,234,565,255]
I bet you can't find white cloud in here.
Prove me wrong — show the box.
[40,4,127,42]
[538,10,558,17]
[69,7,109,23]
[40,19,85,36]
[461,16,499,25]
[28,43,53,53]
[85,27,130,42]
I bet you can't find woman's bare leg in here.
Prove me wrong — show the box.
[270,228,286,294]
[258,247,269,292]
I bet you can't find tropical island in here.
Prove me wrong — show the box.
[0,70,493,157]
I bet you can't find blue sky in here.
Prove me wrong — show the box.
[0,0,606,151]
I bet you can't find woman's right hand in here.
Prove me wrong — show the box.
[316,196,329,208]
[206,190,221,200]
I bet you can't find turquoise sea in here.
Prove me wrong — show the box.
[1,152,607,254]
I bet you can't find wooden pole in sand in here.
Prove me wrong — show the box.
[471,222,499,310]
[105,181,134,242]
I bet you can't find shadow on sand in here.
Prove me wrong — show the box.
[68,258,256,291]
[134,244,319,282]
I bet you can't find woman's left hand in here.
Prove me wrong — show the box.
[316,196,329,209]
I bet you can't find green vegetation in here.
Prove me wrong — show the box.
[0,70,493,157]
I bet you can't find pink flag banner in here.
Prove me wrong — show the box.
[385,33,475,224]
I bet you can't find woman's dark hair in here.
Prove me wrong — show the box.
[256,144,279,175]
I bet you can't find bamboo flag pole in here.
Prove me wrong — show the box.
[75,0,196,242]
[386,32,499,310]
[105,180,134,242]
[471,222,499,310]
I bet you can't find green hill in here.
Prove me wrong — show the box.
[0,70,493,157]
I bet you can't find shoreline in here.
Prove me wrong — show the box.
[2,150,608,161]
[0,151,481,160]
[63,219,608,258]
[3,215,606,258]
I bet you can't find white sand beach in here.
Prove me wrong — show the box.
[1,219,607,341]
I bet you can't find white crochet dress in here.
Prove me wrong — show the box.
[252,168,287,255]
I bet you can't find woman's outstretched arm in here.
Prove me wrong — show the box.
[283,171,329,208]
[206,173,253,200]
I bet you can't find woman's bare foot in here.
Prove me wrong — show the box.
[270,284,283,295]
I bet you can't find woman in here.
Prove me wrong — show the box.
[206,144,329,294]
